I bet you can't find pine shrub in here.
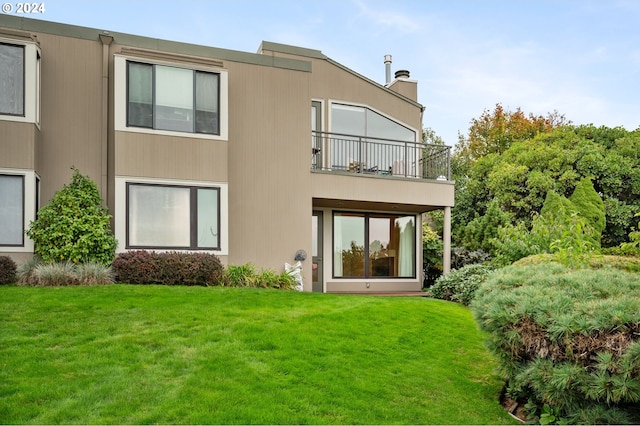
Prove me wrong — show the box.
[0,256,17,284]
[471,263,640,424]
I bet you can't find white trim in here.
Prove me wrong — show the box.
[114,55,229,141]
[0,168,37,253]
[0,39,40,127]
[114,176,229,256]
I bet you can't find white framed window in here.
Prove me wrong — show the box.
[0,169,38,252]
[114,177,228,255]
[115,55,228,140]
[0,40,40,125]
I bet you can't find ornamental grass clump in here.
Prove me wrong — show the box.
[471,263,640,424]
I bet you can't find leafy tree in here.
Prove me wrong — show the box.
[26,168,117,264]
[453,121,640,249]
[455,103,569,166]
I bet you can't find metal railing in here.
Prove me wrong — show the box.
[311,131,450,180]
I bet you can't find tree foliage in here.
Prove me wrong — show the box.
[26,168,117,264]
[453,115,640,249]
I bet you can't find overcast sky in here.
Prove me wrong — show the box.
[6,0,639,146]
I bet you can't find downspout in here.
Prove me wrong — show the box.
[98,32,113,203]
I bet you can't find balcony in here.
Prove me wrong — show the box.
[311,131,451,181]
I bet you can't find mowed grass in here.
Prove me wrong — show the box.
[0,286,515,424]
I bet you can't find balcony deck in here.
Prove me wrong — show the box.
[311,131,451,181]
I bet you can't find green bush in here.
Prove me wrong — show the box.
[17,260,113,286]
[471,264,640,424]
[428,264,495,306]
[112,251,223,286]
[0,256,17,284]
[221,263,296,290]
[26,168,117,264]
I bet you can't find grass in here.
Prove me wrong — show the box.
[0,286,515,424]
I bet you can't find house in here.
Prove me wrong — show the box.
[0,16,454,293]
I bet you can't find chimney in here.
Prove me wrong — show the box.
[384,54,392,84]
[395,69,410,79]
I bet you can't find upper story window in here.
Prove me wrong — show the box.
[127,61,220,135]
[0,40,39,124]
[0,43,24,116]
[331,103,416,142]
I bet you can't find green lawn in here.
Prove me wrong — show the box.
[0,286,515,424]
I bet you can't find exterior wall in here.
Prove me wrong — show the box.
[0,17,454,292]
[0,121,38,169]
[225,62,312,287]
[35,32,105,202]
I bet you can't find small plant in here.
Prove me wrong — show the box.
[221,263,296,290]
[221,263,257,287]
[32,262,79,286]
[0,256,17,285]
[75,263,114,285]
[428,264,495,306]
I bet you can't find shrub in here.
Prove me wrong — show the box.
[26,168,117,264]
[16,260,114,286]
[427,264,495,306]
[471,264,640,424]
[112,251,223,286]
[515,253,640,274]
[0,256,17,284]
[75,262,114,285]
[451,246,491,270]
[221,263,296,290]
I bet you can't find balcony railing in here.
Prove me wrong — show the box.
[311,131,451,180]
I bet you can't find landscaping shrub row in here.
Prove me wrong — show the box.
[112,250,223,286]
[471,263,640,424]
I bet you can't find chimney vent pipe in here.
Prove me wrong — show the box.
[384,54,392,84]
[395,69,410,79]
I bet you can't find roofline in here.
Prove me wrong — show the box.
[260,40,424,110]
[0,15,311,72]
[1,16,424,110]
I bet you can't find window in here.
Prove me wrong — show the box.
[333,212,415,278]
[0,43,24,116]
[127,61,220,135]
[331,103,415,141]
[127,183,220,249]
[0,175,24,246]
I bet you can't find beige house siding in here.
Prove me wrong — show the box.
[0,16,454,292]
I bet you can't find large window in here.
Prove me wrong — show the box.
[127,183,220,249]
[127,61,220,135]
[331,103,415,141]
[333,212,415,278]
[0,175,24,246]
[0,43,24,116]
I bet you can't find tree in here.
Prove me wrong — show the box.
[453,123,640,249]
[26,168,118,264]
[569,177,606,245]
[455,104,569,166]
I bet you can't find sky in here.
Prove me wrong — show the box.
[4,0,639,146]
